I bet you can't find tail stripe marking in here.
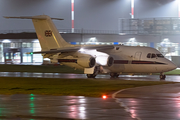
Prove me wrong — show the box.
[52,32,60,48]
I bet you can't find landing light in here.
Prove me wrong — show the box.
[79,48,85,52]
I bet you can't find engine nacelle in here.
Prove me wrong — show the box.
[77,57,96,68]
[107,56,114,67]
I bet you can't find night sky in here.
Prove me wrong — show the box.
[0,0,178,31]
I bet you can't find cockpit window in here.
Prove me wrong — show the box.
[151,53,156,58]
[156,54,164,58]
[147,53,151,58]
[147,53,164,58]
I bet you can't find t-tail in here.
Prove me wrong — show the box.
[4,15,71,51]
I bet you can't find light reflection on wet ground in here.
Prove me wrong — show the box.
[0,94,134,120]
[0,72,180,119]
[0,72,179,82]
[116,97,180,120]
[114,83,180,120]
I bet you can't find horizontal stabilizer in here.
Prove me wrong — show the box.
[4,16,64,20]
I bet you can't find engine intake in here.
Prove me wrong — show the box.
[77,57,96,68]
[107,56,114,67]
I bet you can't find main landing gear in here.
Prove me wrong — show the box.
[87,74,96,78]
[160,73,166,80]
[110,73,119,78]
[86,66,100,78]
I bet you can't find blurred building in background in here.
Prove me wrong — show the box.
[0,0,180,64]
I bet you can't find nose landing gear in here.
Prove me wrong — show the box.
[160,73,166,80]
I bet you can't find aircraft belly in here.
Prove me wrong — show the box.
[123,64,135,73]
[108,64,125,72]
[123,64,157,73]
[131,64,151,73]
[123,64,167,73]
[62,63,83,70]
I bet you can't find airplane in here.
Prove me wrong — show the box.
[4,15,177,79]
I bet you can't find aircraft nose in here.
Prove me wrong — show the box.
[168,62,177,71]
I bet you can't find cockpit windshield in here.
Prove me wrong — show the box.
[156,54,164,58]
[152,53,156,58]
[147,53,164,58]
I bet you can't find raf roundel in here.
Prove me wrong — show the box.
[45,30,52,37]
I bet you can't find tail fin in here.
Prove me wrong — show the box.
[4,15,71,51]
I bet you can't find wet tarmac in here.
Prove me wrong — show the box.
[0,72,180,119]
[113,83,180,120]
[0,94,134,120]
[0,72,180,82]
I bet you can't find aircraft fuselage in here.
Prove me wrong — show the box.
[59,45,176,75]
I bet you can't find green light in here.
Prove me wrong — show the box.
[30,108,35,114]
[29,94,35,115]
[30,103,35,107]
[30,52,33,55]
[30,97,34,101]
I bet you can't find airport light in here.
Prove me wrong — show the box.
[102,95,107,99]
[2,39,11,43]
[33,39,39,43]
[88,37,97,42]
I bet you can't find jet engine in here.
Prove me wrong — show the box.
[77,57,96,68]
[107,56,114,67]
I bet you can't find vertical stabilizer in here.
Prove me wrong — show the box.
[4,15,71,51]
[32,15,71,51]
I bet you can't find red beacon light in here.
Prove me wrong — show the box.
[102,95,107,99]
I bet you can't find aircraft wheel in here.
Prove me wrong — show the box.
[87,74,96,78]
[110,73,119,78]
[115,73,120,77]
[86,66,100,78]
[160,75,166,80]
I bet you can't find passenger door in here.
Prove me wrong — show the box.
[134,52,142,60]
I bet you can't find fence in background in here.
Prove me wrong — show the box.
[1,17,180,35]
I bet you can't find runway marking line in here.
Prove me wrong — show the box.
[112,87,142,120]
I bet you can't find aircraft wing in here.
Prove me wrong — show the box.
[28,45,114,54]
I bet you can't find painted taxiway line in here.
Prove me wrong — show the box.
[112,88,142,120]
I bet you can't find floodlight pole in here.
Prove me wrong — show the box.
[178,0,180,17]
[131,0,134,19]
[71,0,74,33]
